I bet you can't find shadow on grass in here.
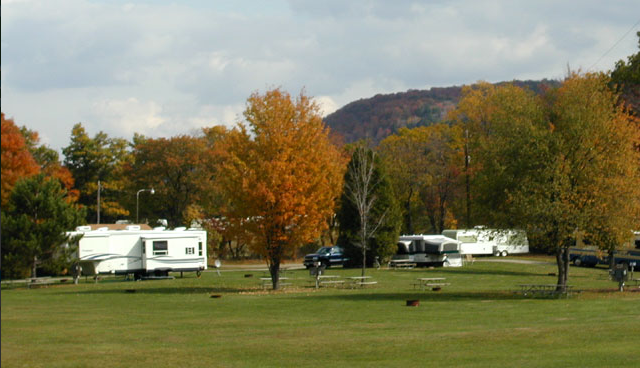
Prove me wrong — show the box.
[54,286,251,295]
[435,268,550,277]
[300,290,528,302]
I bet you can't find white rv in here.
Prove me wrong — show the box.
[392,235,462,267]
[442,228,529,257]
[68,225,207,278]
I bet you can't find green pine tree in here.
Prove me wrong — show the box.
[1,174,86,279]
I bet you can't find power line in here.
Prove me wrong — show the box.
[588,18,640,71]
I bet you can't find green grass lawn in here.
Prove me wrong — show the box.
[2,258,639,367]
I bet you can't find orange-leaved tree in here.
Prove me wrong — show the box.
[1,113,40,206]
[21,126,79,202]
[216,88,346,289]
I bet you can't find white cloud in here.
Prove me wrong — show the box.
[92,98,165,136]
[1,0,639,153]
[315,96,339,117]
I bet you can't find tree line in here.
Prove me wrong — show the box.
[2,38,639,289]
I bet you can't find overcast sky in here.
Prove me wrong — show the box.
[2,0,639,153]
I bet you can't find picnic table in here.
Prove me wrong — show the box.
[347,276,378,288]
[413,277,449,291]
[517,284,574,298]
[260,277,292,289]
[389,260,416,269]
[317,275,345,288]
[2,277,74,289]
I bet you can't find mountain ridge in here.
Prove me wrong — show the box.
[324,79,561,144]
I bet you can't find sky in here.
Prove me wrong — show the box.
[2,0,639,153]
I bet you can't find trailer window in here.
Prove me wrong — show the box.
[153,241,168,255]
[198,242,203,256]
[186,247,195,255]
[458,235,477,243]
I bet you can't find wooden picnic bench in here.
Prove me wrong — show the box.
[517,284,575,298]
[347,276,377,288]
[2,277,76,289]
[412,278,449,291]
[260,277,292,289]
[352,281,378,288]
[389,260,416,269]
[319,280,346,287]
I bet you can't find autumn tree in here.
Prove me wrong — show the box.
[21,126,79,201]
[1,174,85,278]
[126,134,214,227]
[62,123,130,223]
[216,88,345,289]
[378,124,465,234]
[1,113,40,206]
[418,124,465,233]
[337,145,401,275]
[377,128,430,234]
[450,74,640,290]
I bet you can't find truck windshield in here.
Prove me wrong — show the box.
[317,247,331,254]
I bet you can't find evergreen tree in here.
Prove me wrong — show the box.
[62,123,129,223]
[1,174,86,278]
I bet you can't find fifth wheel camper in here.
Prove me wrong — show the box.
[68,225,207,279]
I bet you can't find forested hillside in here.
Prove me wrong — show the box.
[324,80,560,144]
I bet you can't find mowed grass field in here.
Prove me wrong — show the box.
[2,257,639,368]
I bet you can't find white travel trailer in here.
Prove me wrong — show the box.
[441,228,529,257]
[68,225,207,278]
[392,235,463,267]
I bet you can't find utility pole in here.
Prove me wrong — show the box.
[464,129,471,228]
[97,180,102,224]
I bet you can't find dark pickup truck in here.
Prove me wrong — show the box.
[303,246,348,268]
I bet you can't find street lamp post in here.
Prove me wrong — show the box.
[136,188,155,224]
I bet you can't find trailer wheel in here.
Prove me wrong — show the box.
[196,270,202,278]
[500,250,508,257]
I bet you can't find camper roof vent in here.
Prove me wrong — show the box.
[153,226,166,231]
[174,227,186,231]
[76,225,92,232]
[97,227,109,232]
[125,225,141,231]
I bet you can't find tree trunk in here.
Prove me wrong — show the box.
[269,259,280,290]
[361,240,367,278]
[555,247,569,291]
[361,217,367,278]
[608,249,616,270]
[32,255,38,279]
[405,189,413,235]
[563,246,570,286]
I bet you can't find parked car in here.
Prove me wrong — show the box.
[303,246,348,268]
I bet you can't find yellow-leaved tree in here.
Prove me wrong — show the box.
[378,124,465,234]
[450,73,640,290]
[216,89,346,289]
